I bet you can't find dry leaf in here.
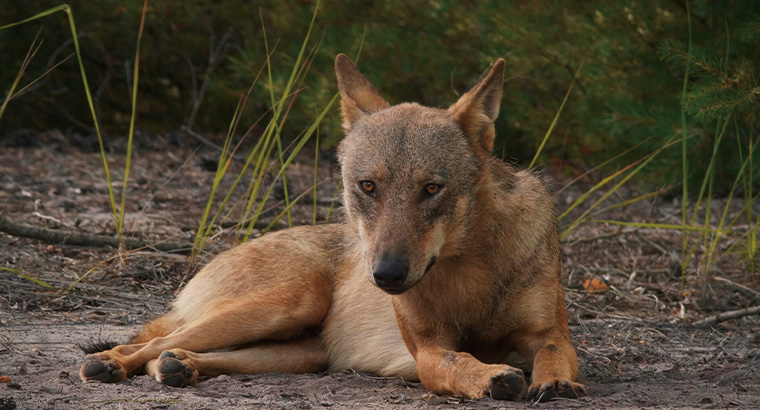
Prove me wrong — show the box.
[583,278,608,292]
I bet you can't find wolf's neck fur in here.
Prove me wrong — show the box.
[392,158,522,332]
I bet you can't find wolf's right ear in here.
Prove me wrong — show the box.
[335,54,389,132]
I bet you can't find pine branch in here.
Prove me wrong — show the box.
[738,14,760,42]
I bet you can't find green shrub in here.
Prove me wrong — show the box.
[2,1,759,188]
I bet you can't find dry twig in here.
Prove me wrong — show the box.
[693,306,760,326]
[0,215,192,253]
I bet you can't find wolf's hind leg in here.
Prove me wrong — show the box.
[80,285,331,383]
[147,336,328,387]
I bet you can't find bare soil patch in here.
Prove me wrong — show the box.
[1,133,759,409]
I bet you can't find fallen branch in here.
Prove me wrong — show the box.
[0,215,193,253]
[692,306,760,326]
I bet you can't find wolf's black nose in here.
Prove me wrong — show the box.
[373,257,409,292]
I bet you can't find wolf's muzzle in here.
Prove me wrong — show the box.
[372,257,409,293]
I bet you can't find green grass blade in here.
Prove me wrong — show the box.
[688,116,731,228]
[259,1,321,228]
[0,28,43,120]
[0,4,69,30]
[191,98,241,259]
[197,53,272,240]
[1,4,121,240]
[590,186,675,217]
[117,0,149,246]
[325,179,342,224]
[702,133,760,280]
[313,127,319,225]
[680,0,693,286]
[555,136,654,195]
[236,1,322,237]
[198,67,269,242]
[261,15,292,227]
[261,185,314,234]
[1,266,55,289]
[8,53,74,102]
[585,220,721,234]
[529,62,583,168]
[244,92,338,240]
[561,136,677,239]
[558,136,683,223]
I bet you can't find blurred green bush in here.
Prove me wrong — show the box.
[1,1,758,188]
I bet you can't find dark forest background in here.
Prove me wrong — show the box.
[1,1,759,188]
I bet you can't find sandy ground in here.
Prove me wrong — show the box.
[2,319,758,409]
[1,133,759,409]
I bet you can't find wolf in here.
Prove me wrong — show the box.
[79,54,586,402]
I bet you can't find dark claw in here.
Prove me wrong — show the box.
[560,381,577,398]
[577,384,587,396]
[529,380,587,402]
[159,350,178,360]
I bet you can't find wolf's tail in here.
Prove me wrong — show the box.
[77,315,179,355]
[77,340,120,354]
[128,314,179,344]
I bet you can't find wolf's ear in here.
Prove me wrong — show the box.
[335,54,389,132]
[448,59,505,158]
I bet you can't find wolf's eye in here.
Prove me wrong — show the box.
[425,184,441,195]
[360,181,375,194]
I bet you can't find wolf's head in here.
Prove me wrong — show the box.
[335,54,504,294]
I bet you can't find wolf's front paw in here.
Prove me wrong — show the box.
[80,355,127,383]
[485,368,526,400]
[527,378,586,402]
[155,350,198,387]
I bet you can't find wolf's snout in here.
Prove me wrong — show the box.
[372,257,409,292]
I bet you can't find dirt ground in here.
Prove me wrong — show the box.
[1,131,759,409]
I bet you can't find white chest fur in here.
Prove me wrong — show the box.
[321,267,418,380]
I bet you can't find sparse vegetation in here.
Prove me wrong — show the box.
[2,4,760,408]
[2,1,760,295]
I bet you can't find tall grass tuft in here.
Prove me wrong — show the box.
[188,0,339,264]
[117,0,149,248]
[1,2,152,251]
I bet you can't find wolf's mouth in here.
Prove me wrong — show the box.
[424,256,437,274]
[380,256,438,295]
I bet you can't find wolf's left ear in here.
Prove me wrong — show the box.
[448,59,505,158]
[335,54,389,133]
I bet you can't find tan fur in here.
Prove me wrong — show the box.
[129,315,176,344]
[79,54,585,402]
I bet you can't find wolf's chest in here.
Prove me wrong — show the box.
[320,267,418,380]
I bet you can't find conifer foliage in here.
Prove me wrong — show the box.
[1,1,759,187]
